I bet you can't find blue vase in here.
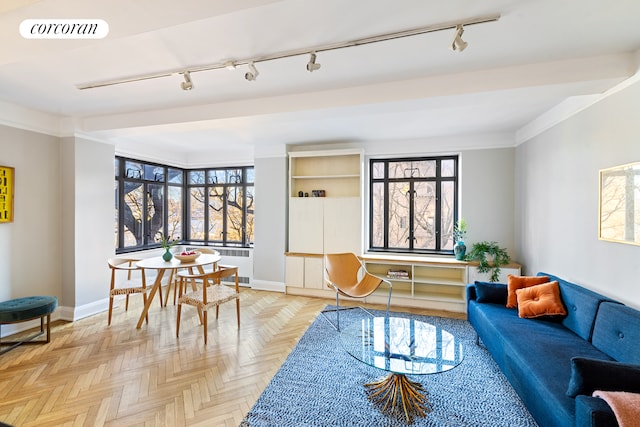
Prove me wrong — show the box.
[454,240,466,261]
[162,247,173,261]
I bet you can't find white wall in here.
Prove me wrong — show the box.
[0,125,62,335]
[515,79,640,308]
[460,148,516,257]
[73,138,115,308]
[252,155,287,289]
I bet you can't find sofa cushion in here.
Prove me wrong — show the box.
[516,281,567,319]
[566,357,640,397]
[474,281,507,304]
[506,275,550,308]
[591,302,640,364]
[539,272,615,341]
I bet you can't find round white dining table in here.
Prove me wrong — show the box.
[135,253,221,329]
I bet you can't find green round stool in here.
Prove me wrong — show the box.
[0,296,58,355]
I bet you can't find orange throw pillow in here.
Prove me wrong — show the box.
[506,275,550,308]
[516,281,567,319]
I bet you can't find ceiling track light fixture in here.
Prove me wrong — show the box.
[180,71,193,90]
[306,52,321,72]
[245,62,259,81]
[76,13,500,90]
[451,24,468,52]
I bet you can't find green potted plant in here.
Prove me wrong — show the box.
[453,218,468,261]
[159,233,178,261]
[465,241,510,282]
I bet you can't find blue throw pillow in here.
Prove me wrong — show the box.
[566,357,640,398]
[474,281,507,304]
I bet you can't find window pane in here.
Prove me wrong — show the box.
[372,162,385,179]
[388,160,436,179]
[208,186,224,241]
[145,165,164,182]
[114,158,119,177]
[125,161,143,179]
[413,182,436,250]
[226,186,243,243]
[228,169,243,184]
[168,168,183,184]
[189,171,205,185]
[123,182,143,247]
[189,187,205,239]
[168,186,182,241]
[441,159,456,177]
[208,170,226,184]
[388,182,410,248]
[246,186,255,244]
[246,168,255,183]
[371,182,385,247]
[440,182,455,250]
[148,184,164,243]
[388,161,412,179]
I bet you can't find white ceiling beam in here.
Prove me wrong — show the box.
[80,53,634,133]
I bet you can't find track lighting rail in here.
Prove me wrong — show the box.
[76,13,500,90]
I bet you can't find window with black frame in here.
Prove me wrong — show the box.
[115,157,254,252]
[114,158,183,251]
[369,156,458,254]
[186,167,254,247]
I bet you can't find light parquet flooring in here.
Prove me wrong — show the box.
[0,289,465,427]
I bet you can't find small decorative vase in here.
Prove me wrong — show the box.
[162,247,173,262]
[454,240,466,261]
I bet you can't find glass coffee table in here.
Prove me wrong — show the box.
[341,316,464,423]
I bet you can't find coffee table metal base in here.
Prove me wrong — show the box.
[365,373,432,424]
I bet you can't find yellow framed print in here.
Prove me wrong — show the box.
[0,166,14,223]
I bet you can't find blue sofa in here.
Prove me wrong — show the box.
[466,272,640,427]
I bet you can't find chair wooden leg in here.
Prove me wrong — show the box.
[236,298,240,328]
[125,294,130,311]
[176,304,182,338]
[203,310,208,345]
[216,305,219,319]
[158,284,164,307]
[108,295,114,325]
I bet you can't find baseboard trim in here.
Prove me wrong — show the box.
[251,280,285,293]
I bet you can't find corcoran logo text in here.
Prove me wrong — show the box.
[20,19,109,39]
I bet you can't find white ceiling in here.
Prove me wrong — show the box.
[1,0,639,166]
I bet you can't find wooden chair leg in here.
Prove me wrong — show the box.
[125,294,130,311]
[216,305,219,319]
[158,284,164,307]
[176,304,182,338]
[108,295,114,325]
[236,299,240,328]
[203,310,208,345]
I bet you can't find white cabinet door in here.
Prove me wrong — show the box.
[289,198,324,253]
[304,257,325,289]
[323,197,361,255]
[285,256,304,287]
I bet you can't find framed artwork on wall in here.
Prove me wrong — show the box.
[0,165,14,223]
[599,161,640,245]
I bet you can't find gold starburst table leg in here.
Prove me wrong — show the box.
[365,373,432,424]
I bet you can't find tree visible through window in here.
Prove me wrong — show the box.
[186,167,254,246]
[369,156,458,254]
[115,157,253,252]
